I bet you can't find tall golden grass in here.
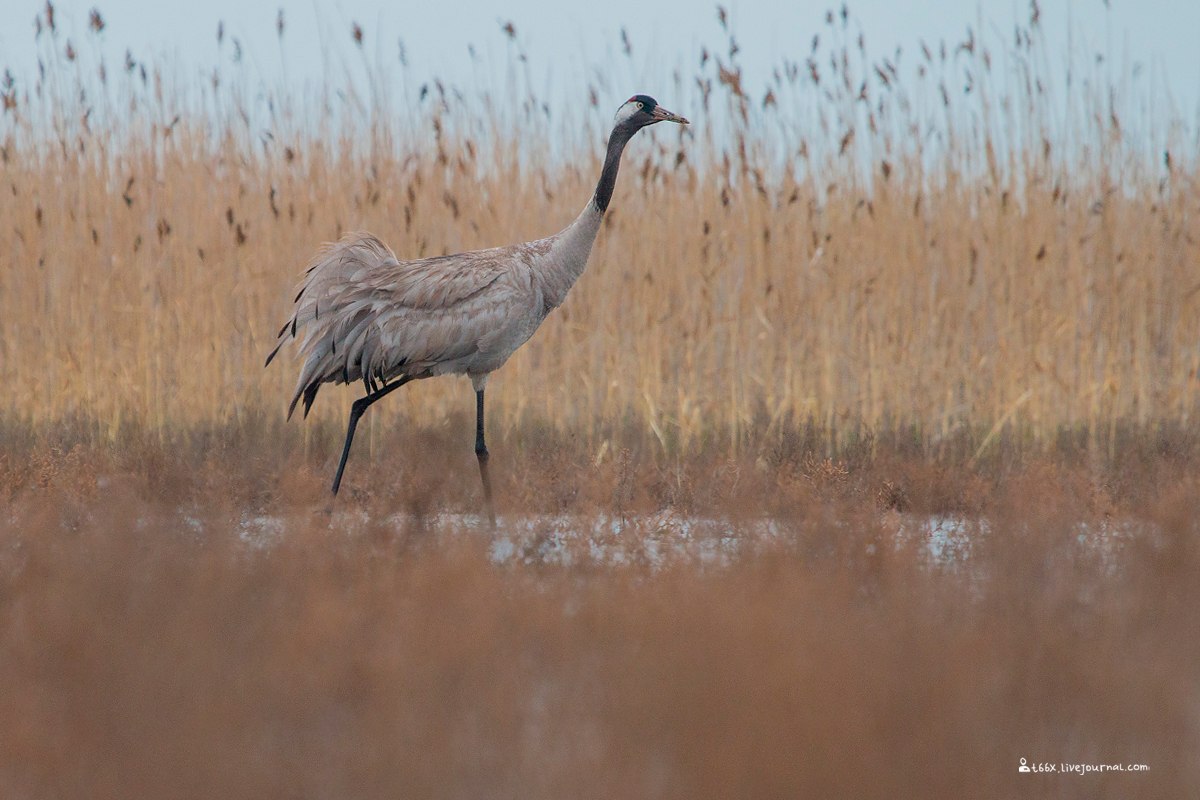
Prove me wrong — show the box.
[0,4,1197,457]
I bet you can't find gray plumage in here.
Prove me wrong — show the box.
[266,95,688,509]
[267,216,592,418]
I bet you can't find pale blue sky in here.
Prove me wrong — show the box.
[2,0,1198,127]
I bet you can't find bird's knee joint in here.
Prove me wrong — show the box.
[475,443,490,460]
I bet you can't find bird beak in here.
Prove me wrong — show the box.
[651,105,689,125]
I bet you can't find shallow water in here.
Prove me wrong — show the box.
[180,507,1144,573]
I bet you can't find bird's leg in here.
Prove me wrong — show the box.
[474,387,497,528]
[331,375,413,496]
[331,396,371,496]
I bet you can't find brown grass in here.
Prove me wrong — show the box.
[1,433,1197,798]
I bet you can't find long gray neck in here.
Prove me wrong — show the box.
[592,126,635,214]
[538,124,637,310]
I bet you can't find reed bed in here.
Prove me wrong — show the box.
[0,4,1197,457]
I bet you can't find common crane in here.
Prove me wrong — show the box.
[266,95,688,524]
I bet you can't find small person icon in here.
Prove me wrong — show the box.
[1018,758,1031,773]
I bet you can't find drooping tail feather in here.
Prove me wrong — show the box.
[299,380,322,420]
[267,231,401,419]
[264,338,285,368]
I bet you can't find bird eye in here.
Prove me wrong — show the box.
[637,102,644,109]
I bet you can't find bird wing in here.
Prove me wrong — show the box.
[267,232,539,418]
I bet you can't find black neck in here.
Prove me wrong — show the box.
[592,126,635,214]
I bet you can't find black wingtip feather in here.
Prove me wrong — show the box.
[301,381,321,419]
[264,332,290,367]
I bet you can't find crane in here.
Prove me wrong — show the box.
[266,95,688,524]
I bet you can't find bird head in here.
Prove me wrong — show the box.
[613,95,689,131]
